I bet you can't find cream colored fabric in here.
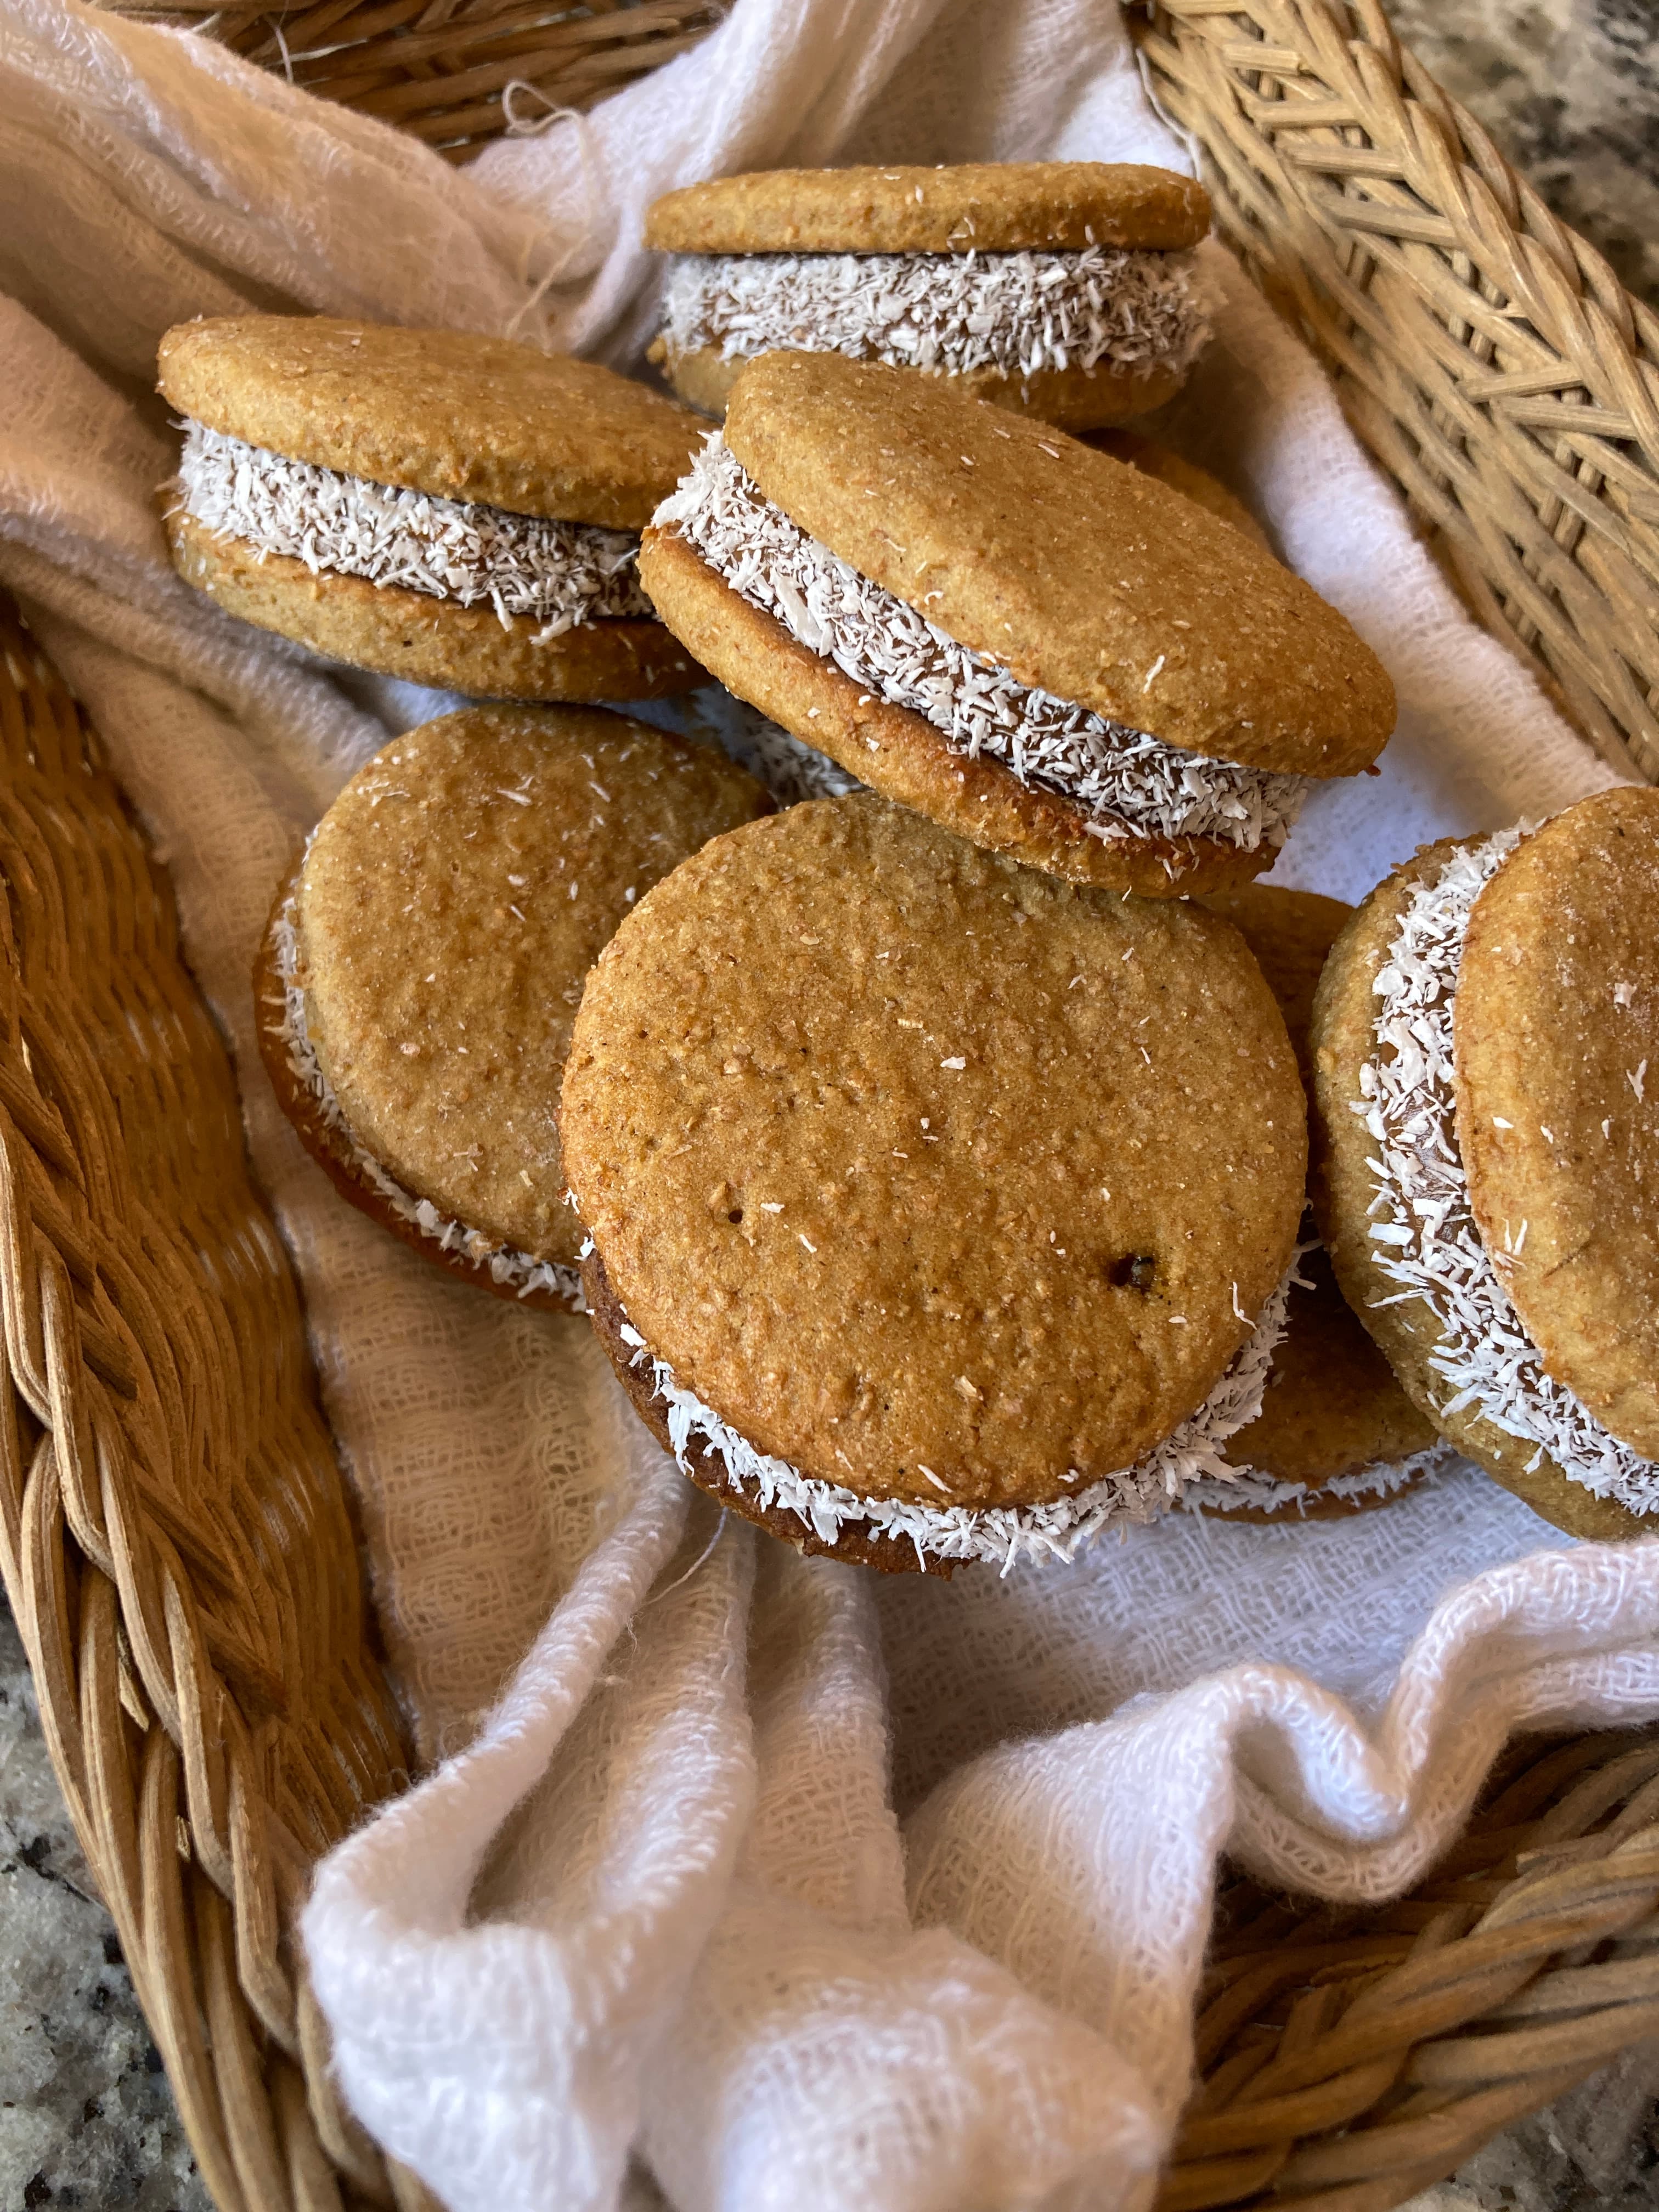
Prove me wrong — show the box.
[0,2,1654,2208]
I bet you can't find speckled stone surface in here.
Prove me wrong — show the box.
[0,1598,210,2212]
[1389,0,1658,310]
[3,5,1656,2204]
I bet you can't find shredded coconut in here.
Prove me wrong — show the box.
[1357,830,1658,1508]
[176,421,651,639]
[660,246,1211,387]
[616,1264,1297,1573]
[657,436,1306,853]
[1182,1441,1455,1519]
[270,890,582,1306]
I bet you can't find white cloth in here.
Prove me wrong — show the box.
[0,3,1654,2208]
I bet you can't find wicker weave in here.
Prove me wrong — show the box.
[89,0,727,156]
[10,4,1659,2208]
[0,596,413,2211]
[1137,0,1659,786]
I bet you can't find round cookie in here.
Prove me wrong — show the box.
[1454,788,1659,1459]
[160,318,701,526]
[562,793,1308,1571]
[646,162,1212,434]
[259,705,767,1308]
[724,355,1385,774]
[641,354,1393,897]
[1086,430,1272,554]
[160,315,707,701]
[644,164,1212,257]
[1311,829,1649,1539]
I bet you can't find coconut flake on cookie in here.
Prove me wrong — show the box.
[660,245,1212,388]
[270,887,583,1306]
[176,422,652,637]
[1356,830,1659,1511]
[612,1262,1297,1573]
[656,433,1307,854]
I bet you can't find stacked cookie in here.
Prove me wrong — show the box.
[156,238,1651,1574]
[645,161,1214,429]
[1313,788,1659,1541]
[161,317,707,699]
[641,352,1395,896]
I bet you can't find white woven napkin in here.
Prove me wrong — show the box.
[1,2,1656,2208]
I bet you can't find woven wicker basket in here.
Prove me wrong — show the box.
[12,3,1659,2208]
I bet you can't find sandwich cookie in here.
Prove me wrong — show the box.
[1183,885,1449,1521]
[161,317,706,701]
[639,353,1396,896]
[258,704,767,1307]
[645,162,1212,430]
[1312,789,1659,1538]
[561,795,1309,1572]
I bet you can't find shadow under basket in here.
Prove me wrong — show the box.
[13,1,1659,2207]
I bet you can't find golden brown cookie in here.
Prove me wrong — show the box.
[1311,824,1651,1540]
[723,354,1391,775]
[259,705,767,1307]
[170,509,701,703]
[637,526,1261,896]
[645,164,1211,256]
[1087,429,1272,553]
[1454,788,1659,1459]
[160,317,703,526]
[562,793,1307,1569]
[161,314,708,701]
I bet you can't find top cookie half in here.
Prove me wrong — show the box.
[645,162,1210,255]
[160,316,704,528]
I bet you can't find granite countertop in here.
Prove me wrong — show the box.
[3,4,1657,2208]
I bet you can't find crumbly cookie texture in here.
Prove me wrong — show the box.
[658,246,1210,389]
[1089,429,1272,552]
[637,525,1261,895]
[1311,831,1654,1538]
[166,507,700,700]
[159,315,704,526]
[721,352,1395,776]
[292,706,766,1268]
[644,162,1211,256]
[589,1247,1297,1572]
[561,794,1307,1506]
[177,424,651,636]
[656,435,1307,857]
[1454,788,1659,1459]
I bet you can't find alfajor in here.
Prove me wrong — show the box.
[639,353,1396,897]
[161,317,706,701]
[561,794,1308,1573]
[1312,788,1659,1539]
[259,705,766,1308]
[645,162,1213,430]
